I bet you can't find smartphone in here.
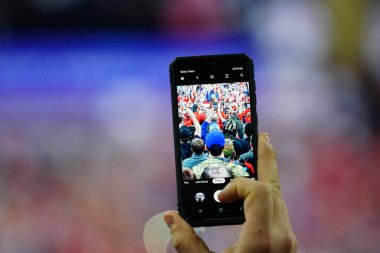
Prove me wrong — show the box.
[170,54,258,227]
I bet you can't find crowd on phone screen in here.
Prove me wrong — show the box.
[177,83,255,180]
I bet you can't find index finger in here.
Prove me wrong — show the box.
[257,133,281,195]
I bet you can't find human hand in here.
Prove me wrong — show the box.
[164,133,298,253]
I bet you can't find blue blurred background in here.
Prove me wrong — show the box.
[0,0,380,252]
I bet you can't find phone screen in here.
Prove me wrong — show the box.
[171,54,257,226]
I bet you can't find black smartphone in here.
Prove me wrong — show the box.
[170,54,258,227]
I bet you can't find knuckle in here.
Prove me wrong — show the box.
[172,234,186,251]
[172,233,196,252]
[271,182,282,197]
[254,230,272,252]
[279,231,298,253]
[272,182,281,192]
[257,182,273,197]
[253,230,298,253]
[257,179,282,198]
[172,238,185,251]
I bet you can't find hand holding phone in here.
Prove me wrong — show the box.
[164,133,298,253]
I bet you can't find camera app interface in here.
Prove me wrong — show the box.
[177,82,255,183]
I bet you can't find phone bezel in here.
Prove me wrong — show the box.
[170,54,258,227]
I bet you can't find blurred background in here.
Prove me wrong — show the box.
[0,0,379,252]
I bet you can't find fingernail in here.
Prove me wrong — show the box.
[264,133,271,145]
[164,213,175,228]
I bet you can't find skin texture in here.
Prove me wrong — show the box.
[164,133,298,253]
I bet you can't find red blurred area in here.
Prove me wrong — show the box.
[310,136,380,250]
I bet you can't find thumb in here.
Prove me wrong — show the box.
[164,211,210,253]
